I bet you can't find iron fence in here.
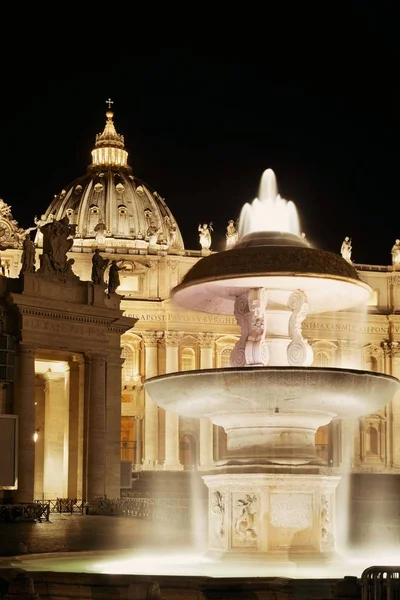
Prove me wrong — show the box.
[361,566,400,600]
[90,496,191,527]
[0,502,50,522]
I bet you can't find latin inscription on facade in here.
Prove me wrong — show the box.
[125,311,237,326]
[23,316,104,339]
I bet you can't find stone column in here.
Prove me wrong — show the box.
[43,371,68,498]
[199,333,215,470]
[68,356,83,499]
[135,416,143,465]
[143,332,159,465]
[106,354,124,498]
[86,353,106,501]
[33,376,45,500]
[164,332,183,470]
[14,344,36,502]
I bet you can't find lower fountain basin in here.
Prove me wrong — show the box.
[145,367,400,465]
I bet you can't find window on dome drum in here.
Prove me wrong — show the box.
[220,347,233,368]
[181,347,196,371]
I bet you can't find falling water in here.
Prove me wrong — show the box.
[238,169,301,239]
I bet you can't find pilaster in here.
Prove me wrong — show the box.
[142,332,159,465]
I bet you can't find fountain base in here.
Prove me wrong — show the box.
[203,472,341,559]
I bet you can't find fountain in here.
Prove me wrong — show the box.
[146,168,400,564]
[5,169,400,599]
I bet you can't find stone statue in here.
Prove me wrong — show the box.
[20,235,36,274]
[341,236,352,262]
[165,215,179,248]
[91,249,109,284]
[34,214,53,246]
[13,226,36,247]
[225,220,238,250]
[94,219,107,245]
[147,222,159,246]
[107,260,125,295]
[392,239,400,268]
[38,216,77,280]
[198,222,213,250]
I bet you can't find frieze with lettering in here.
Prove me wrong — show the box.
[125,311,238,326]
[23,316,105,339]
[303,320,390,335]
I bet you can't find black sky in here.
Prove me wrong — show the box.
[0,8,398,265]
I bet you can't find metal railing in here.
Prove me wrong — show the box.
[361,566,400,600]
[34,498,84,514]
[89,496,191,527]
[0,502,50,522]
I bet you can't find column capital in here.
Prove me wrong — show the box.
[390,275,400,287]
[163,332,183,348]
[199,333,217,350]
[141,332,158,348]
[382,340,400,358]
[85,353,107,365]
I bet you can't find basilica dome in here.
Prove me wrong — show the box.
[36,109,185,253]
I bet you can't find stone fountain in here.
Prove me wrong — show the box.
[145,169,400,563]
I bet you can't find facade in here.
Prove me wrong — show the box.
[1,108,400,504]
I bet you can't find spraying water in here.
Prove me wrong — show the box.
[238,169,301,240]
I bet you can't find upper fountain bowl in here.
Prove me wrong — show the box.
[173,168,371,315]
[172,243,371,314]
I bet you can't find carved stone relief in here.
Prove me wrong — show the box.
[210,490,225,547]
[231,492,258,548]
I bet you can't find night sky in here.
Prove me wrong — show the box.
[0,11,397,265]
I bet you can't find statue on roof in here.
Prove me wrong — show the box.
[392,239,400,269]
[20,235,36,274]
[340,236,352,262]
[225,220,238,250]
[91,249,109,285]
[37,216,78,281]
[107,260,125,295]
[94,218,107,246]
[198,222,213,251]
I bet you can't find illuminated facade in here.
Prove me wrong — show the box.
[1,108,400,503]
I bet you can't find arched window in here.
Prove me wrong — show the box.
[220,347,232,368]
[366,425,378,455]
[181,347,195,371]
[366,355,378,372]
[314,351,330,368]
[122,344,135,382]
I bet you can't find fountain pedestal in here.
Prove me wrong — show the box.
[203,471,340,560]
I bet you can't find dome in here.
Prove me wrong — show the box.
[35,108,185,253]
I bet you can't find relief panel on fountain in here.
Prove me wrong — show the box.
[231,491,258,549]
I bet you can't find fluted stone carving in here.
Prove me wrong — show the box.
[287,290,313,366]
[231,288,269,366]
